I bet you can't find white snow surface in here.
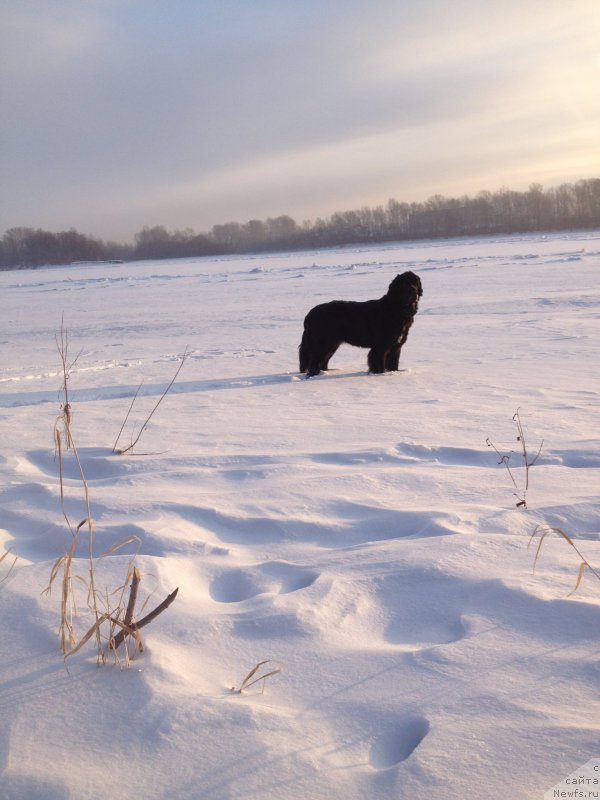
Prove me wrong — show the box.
[1,231,599,800]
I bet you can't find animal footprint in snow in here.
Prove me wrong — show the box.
[209,562,319,603]
[375,572,469,647]
[258,561,319,593]
[369,715,430,769]
[209,568,265,602]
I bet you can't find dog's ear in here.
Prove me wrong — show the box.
[404,271,423,297]
[390,272,422,297]
[388,274,407,293]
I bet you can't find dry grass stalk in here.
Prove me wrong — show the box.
[111,382,143,454]
[0,547,19,585]
[529,525,600,595]
[55,315,81,449]
[52,324,103,658]
[113,347,189,455]
[49,323,131,660]
[47,319,179,665]
[109,584,179,652]
[486,408,543,509]
[230,660,283,695]
[124,566,141,627]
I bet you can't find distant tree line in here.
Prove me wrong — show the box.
[0,227,132,270]
[2,179,599,268]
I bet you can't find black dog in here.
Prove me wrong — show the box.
[299,271,422,377]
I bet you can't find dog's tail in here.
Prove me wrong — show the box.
[298,331,310,373]
[298,328,314,372]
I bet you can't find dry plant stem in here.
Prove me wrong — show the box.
[112,382,143,453]
[530,525,600,595]
[486,408,543,509]
[51,320,179,663]
[124,567,141,628]
[72,433,102,654]
[486,437,520,493]
[53,424,103,657]
[54,320,103,659]
[513,409,544,497]
[55,315,81,449]
[231,660,283,694]
[115,347,189,455]
[0,548,18,584]
[110,585,179,651]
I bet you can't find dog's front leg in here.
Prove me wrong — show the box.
[367,347,387,373]
[384,344,401,371]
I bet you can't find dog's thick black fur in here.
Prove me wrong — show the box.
[299,271,422,377]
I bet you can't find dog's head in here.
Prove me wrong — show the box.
[387,271,422,313]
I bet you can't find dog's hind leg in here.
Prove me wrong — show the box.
[320,341,341,371]
[303,339,339,377]
[305,356,323,377]
[300,335,324,376]
[299,333,311,373]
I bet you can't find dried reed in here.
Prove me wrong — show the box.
[487,408,543,509]
[113,347,189,455]
[45,320,176,665]
[0,547,18,585]
[530,525,600,595]
[231,660,283,694]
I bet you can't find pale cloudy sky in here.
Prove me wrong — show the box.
[2,0,599,242]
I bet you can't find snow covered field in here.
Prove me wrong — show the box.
[1,231,599,800]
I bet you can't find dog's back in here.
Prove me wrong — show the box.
[304,298,384,348]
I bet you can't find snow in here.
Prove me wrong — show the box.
[1,230,599,800]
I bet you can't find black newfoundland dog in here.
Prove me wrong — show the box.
[299,271,422,377]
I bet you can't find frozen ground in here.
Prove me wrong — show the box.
[0,231,599,799]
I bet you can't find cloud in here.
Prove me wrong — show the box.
[1,3,109,71]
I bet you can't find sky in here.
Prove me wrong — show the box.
[1,0,600,243]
